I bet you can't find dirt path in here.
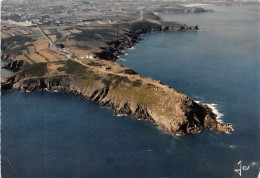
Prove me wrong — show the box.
[37,26,53,47]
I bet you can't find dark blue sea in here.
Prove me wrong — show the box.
[2,5,259,178]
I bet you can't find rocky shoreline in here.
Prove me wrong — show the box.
[95,22,199,61]
[1,73,233,135]
[1,19,233,136]
[154,6,214,14]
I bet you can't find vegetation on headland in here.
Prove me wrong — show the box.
[132,79,142,87]
[20,62,48,77]
[57,60,141,89]
[1,14,233,135]
[1,35,34,55]
[58,60,86,75]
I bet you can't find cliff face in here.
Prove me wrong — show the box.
[2,59,27,71]
[1,60,233,136]
[95,21,199,61]
[154,6,214,14]
[1,18,233,136]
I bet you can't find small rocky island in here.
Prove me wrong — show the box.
[1,4,233,136]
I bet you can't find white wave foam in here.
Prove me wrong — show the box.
[117,114,127,117]
[195,100,224,123]
[229,145,237,150]
[129,47,135,50]
[139,149,154,153]
[156,126,162,130]
[146,149,154,152]
[206,103,224,123]
[194,95,205,103]
[118,58,127,61]
[124,53,128,56]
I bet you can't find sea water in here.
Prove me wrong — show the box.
[2,5,259,178]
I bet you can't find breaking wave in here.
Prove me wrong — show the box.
[116,114,128,117]
[195,100,224,123]
[128,47,135,50]
[118,58,127,61]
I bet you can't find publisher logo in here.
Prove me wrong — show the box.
[234,161,250,177]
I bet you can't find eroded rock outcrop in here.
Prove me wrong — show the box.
[1,18,233,136]
[95,21,199,61]
[1,60,233,136]
[154,5,214,14]
[2,60,27,71]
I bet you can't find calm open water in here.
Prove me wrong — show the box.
[2,5,259,178]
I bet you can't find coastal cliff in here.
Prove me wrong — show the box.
[95,21,198,61]
[154,6,214,14]
[1,16,233,136]
[1,59,233,136]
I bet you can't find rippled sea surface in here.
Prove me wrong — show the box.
[2,5,259,178]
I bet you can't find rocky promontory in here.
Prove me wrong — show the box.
[95,21,199,61]
[154,5,214,14]
[1,58,233,136]
[1,15,233,136]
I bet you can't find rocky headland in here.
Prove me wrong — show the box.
[1,59,233,136]
[154,5,214,14]
[1,15,233,136]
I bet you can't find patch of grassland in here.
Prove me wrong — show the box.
[132,79,142,87]
[1,35,34,55]
[87,61,103,66]
[113,76,131,88]
[75,44,92,50]
[48,35,57,43]
[56,32,63,41]
[58,60,101,85]
[12,43,34,55]
[55,61,152,104]
[35,39,49,52]
[39,50,58,62]
[43,29,52,35]
[72,29,116,42]
[58,60,86,75]
[102,74,131,88]
[21,62,48,77]
[112,83,160,106]
[27,52,47,63]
